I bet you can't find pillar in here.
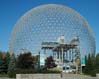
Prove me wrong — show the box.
[44,49,47,58]
[59,50,61,64]
[62,48,64,64]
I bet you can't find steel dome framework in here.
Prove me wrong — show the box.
[9,4,95,58]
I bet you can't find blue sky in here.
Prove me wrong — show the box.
[0,0,99,53]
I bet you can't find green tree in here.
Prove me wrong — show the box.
[45,56,57,69]
[0,52,8,73]
[5,52,11,71]
[16,52,35,69]
[85,54,90,75]
[90,53,96,76]
[8,53,16,78]
[84,53,96,76]
[0,52,3,65]
[96,53,99,73]
[0,52,3,71]
[0,52,2,58]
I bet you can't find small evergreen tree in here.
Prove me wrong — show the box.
[5,52,11,71]
[84,55,87,74]
[84,53,96,76]
[96,53,99,73]
[90,53,96,76]
[8,53,16,78]
[85,54,91,75]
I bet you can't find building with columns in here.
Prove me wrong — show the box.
[41,36,80,68]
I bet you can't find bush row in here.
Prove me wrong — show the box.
[8,69,61,78]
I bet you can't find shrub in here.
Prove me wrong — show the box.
[90,70,96,77]
[15,69,38,74]
[7,69,16,78]
[15,68,60,74]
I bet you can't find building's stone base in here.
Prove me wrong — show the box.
[16,74,98,79]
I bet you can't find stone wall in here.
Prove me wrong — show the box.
[16,74,98,79]
[16,74,61,79]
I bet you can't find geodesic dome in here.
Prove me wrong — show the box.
[9,4,95,57]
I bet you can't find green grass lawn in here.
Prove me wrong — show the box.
[0,74,16,79]
[0,73,8,77]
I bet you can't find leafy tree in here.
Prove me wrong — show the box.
[0,52,8,73]
[16,52,35,69]
[0,52,2,61]
[45,56,57,69]
[0,51,2,58]
[0,52,3,65]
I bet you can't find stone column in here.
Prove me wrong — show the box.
[44,49,47,58]
[62,48,64,64]
[66,51,67,61]
[69,49,71,61]
[59,50,61,64]
[53,51,55,60]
